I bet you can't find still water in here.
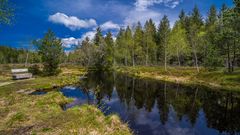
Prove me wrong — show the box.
[60,72,240,135]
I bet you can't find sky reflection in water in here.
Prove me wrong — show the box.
[60,72,240,135]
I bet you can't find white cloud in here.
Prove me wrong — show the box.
[124,9,161,26]
[61,30,96,48]
[100,21,120,31]
[135,0,182,11]
[80,31,96,41]
[61,37,81,48]
[49,12,97,31]
[124,0,182,27]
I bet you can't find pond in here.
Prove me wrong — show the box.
[60,72,240,135]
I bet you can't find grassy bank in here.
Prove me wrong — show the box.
[0,92,131,134]
[0,65,132,135]
[116,66,240,91]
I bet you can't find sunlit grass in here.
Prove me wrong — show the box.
[117,66,240,91]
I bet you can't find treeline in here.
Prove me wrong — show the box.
[0,46,41,64]
[68,2,240,72]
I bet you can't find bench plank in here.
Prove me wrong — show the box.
[11,69,28,73]
[11,68,32,80]
[12,73,32,80]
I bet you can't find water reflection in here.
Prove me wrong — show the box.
[61,72,240,135]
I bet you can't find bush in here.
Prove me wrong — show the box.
[29,64,41,75]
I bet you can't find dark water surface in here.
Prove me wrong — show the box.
[60,72,240,135]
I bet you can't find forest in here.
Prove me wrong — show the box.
[0,0,240,135]
[1,3,239,73]
[67,4,240,72]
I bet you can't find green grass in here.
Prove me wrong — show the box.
[116,66,240,91]
[0,65,132,135]
[0,92,131,134]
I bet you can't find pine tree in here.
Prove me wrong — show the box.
[93,27,107,70]
[34,30,63,76]
[179,9,187,29]
[186,6,203,72]
[125,26,133,66]
[157,15,170,71]
[133,22,144,65]
[104,31,114,68]
[204,5,221,68]
[115,28,126,65]
[144,19,157,65]
[94,27,103,46]
[217,3,240,72]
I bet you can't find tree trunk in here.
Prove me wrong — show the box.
[125,56,127,66]
[145,47,149,66]
[25,52,29,67]
[164,43,167,71]
[192,42,199,73]
[113,43,116,67]
[177,46,181,66]
[154,49,158,65]
[164,83,167,102]
[132,51,135,67]
[227,43,231,73]
[191,88,198,112]
[146,36,149,66]
[232,39,236,72]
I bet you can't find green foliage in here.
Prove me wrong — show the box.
[0,46,40,64]
[133,22,144,64]
[34,30,63,76]
[144,19,157,65]
[93,27,109,70]
[168,21,190,66]
[115,28,128,65]
[29,64,41,75]
[157,16,170,61]
[65,3,240,72]
[124,26,134,66]
[104,31,114,68]
[157,15,170,70]
[204,5,222,68]
[0,0,14,25]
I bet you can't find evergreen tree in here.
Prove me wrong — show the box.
[144,19,157,65]
[81,37,95,66]
[94,27,103,46]
[93,27,107,70]
[34,30,63,76]
[157,15,170,71]
[179,9,187,29]
[186,6,203,72]
[204,5,221,68]
[124,26,133,66]
[133,22,144,65]
[217,3,240,72]
[104,31,114,68]
[115,28,126,65]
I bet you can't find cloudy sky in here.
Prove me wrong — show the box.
[0,0,234,50]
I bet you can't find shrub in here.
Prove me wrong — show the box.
[29,64,42,75]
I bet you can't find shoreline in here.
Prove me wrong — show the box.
[0,67,132,134]
[116,66,240,92]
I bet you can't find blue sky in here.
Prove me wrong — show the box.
[0,0,234,50]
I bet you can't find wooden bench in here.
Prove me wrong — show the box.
[11,69,33,80]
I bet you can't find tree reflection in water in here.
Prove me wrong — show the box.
[63,71,240,135]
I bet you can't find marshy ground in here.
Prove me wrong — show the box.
[0,65,131,135]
